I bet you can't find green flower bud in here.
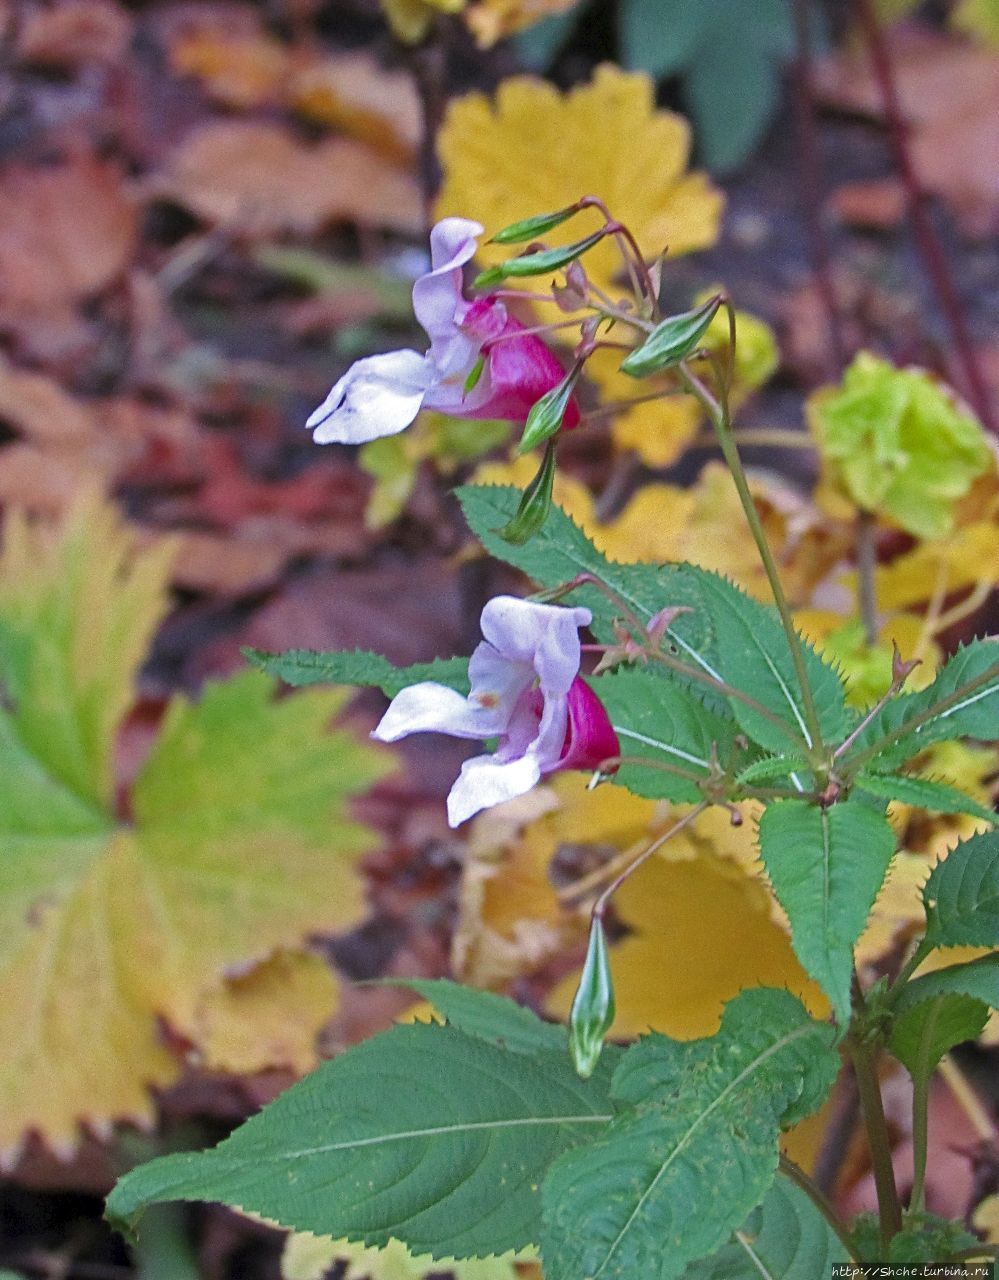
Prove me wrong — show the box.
[569,917,616,1079]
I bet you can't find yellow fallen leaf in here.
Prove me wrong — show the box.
[0,495,391,1158]
[169,29,290,108]
[194,951,339,1077]
[381,0,465,43]
[858,520,999,612]
[973,1193,999,1243]
[283,1233,538,1280]
[465,0,582,46]
[436,66,723,302]
[290,52,422,165]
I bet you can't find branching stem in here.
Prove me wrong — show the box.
[778,1156,860,1261]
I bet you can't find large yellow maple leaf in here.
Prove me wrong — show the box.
[436,65,723,301]
[0,496,390,1158]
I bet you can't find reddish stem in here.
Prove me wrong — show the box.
[791,0,849,376]
[853,0,996,432]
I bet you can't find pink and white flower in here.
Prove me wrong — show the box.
[306,218,579,445]
[373,596,619,827]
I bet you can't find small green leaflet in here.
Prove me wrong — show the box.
[855,771,996,824]
[681,1176,849,1278]
[888,995,989,1079]
[107,1022,616,1258]
[490,204,581,245]
[473,230,607,289]
[734,755,812,788]
[593,668,742,802]
[245,649,470,698]
[846,639,999,770]
[619,297,721,378]
[540,989,838,1280]
[756,799,897,1024]
[921,829,999,949]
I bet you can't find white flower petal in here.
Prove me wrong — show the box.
[446,751,542,828]
[479,597,590,694]
[467,641,533,721]
[307,350,430,444]
[372,681,504,744]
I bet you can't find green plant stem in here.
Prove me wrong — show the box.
[856,510,879,647]
[849,1040,903,1250]
[778,1156,860,1261]
[884,938,932,1009]
[909,1059,934,1215]
[679,359,828,762]
[593,802,708,918]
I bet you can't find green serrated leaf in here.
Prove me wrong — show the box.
[757,799,897,1023]
[922,829,999,949]
[856,771,997,824]
[897,953,999,1014]
[107,1023,616,1258]
[619,297,722,378]
[888,994,989,1079]
[735,755,812,788]
[681,1175,849,1278]
[456,486,715,674]
[846,639,999,770]
[383,979,567,1054]
[594,668,742,802]
[695,574,851,754]
[541,988,838,1280]
[245,649,470,699]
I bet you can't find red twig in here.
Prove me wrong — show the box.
[791,0,849,377]
[853,0,996,432]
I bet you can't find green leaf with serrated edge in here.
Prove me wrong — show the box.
[540,989,838,1280]
[245,649,469,698]
[922,830,999,949]
[734,755,812,788]
[619,296,722,378]
[491,205,582,245]
[456,486,719,699]
[896,953,999,1014]
[695,574,851,754]
[888,994,989,1078]
[856,771,996,824]
[107,1023,616,1256]
[757,799,896,1023]
[380,979,567,1054]
[473,230,607,289]
[594,668,742,802]
[846,639,999,770]
[681,1175,849,1278]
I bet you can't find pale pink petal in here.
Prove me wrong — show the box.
[446,751,542,827]
[479,597,590,694]
[412,217,483,378]
[308,350,430,444]
[467,641,533,721]
[373,681,505,743]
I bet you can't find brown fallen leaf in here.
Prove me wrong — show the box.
[169,28,291,109]
[829,177,908,230]
[0,151,139,312]
[16,0,132,69]
[814,24,999,235]
[290,52,421,165]
[160,121,422,236]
